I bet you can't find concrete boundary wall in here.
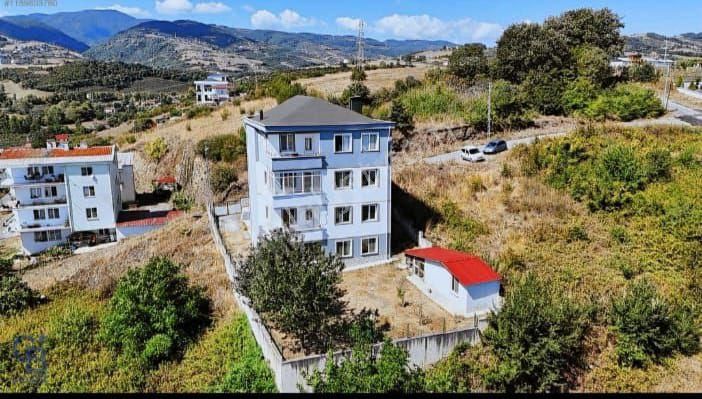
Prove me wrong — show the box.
[206,204,484,393]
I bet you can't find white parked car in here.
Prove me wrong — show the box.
[461,145,485,162]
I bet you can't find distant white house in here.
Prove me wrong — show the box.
[405,246,502,317]
[194,73,230,105]
[610,53,674,70]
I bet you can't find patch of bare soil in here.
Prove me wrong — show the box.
[21,214,235,317]
[654,354,702,392]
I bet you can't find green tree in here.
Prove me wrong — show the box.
[496,23,570,83]
[145,137,168,161]
[481,273,592,392]
[519,69,568,115]
[628,63,657,82]
[99,257,211,367]
[448,43,488,82]
[562,77,600,115]
[611,279,700,368]
[235,230,347,353]
[0,275,40,316]
[210,163,238,193]
[307,327,423,393]
[351,67,367,82]
[574,45,612,87]
[543,8,625,56]
[389,100,414,137]
[341,82,371,106]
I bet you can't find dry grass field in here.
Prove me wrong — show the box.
[296,65,431,97]
[1,80,51,99]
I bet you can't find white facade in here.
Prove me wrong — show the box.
[0,144,136,255]
[195,74,229,105]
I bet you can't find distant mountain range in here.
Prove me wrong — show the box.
[0,9,453,73]
[625,32,702,57]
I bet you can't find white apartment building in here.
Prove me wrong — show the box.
[194,73,230,105]
[0,137,136,255]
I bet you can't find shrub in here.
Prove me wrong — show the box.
[220,108,230,121]
[644,148,673,181]
[133,118,155,132]
[389,101,414,137]
[125,134,137,144]
[562,77,600,115]
[0,275,40,316]
[627,63,657,83]
[210,164,237,192]
[610,279,700,367]
[482,273,592,392]
[48,306,98,349]
[99,257,211,368]
[399,84,464,120]
[172,191,193,211]
[145,137,168,161]
[610,226,630,244]
[212,350,277,393]
[196,134,245,162]
[581,84,663,121]
[186,106,213,119]
[566,224,589,242]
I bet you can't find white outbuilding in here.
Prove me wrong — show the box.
[405,246,502,318]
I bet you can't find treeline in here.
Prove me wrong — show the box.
[0,61,205,91]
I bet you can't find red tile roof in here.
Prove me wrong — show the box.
[405,247,501,286]
[0,146,113,160]
[116,210,182,227]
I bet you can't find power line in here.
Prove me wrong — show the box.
[355,20,365,70]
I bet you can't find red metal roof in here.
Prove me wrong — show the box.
[116,210,182,227]
[405,247,501,286]
[0,146,113,160]
[155,175,177,184]
[55,134,69,142]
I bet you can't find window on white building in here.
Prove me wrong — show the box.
[44,186,57,197]
[451,276,459,294]
[81,167,93,176]
[83,186,95,197]
[34,231,47,242]
[279,134,296,153]
[41,166,54,175]
[361,132,380,152]
[304,137,313,152]
[334,134,352,153]
[334,170,352,190]
[335,240,353,258]
[33,209,45,220]
[415,260,425,280]
[48,230,62,241]
[361,169,379,187]
[334,206,352,225]
[361,236,378,256]
[30,188,42,199]
[281,208,297,227]
[361,204,378,222]
[275,171,321,195]
[86,208,98,220]
[47,208,60,219]
[27,166,40,177]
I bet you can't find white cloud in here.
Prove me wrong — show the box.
[336,16,361,31]
[193,2,231,14]
[241,4,255,12]
[250,8,317,30]
[155,0,192,14]
[96,4,151,18]
[373,14,503,44]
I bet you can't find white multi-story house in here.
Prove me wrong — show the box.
[194,73,229,105]
[243,95,394,268]
[0,137,136,255]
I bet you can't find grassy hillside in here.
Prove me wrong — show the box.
[394,124,702,391]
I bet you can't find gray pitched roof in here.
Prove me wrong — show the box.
[249,95,392,127]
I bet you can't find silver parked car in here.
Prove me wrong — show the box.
[461,145,485,162]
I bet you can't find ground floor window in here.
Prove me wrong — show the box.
[335,239,352,258]
[415,259,425,279]
[34,229,62,242]
[451,276,459,294]
[361,236,379,256]
[304,241,323,253]
[86,208,98,220]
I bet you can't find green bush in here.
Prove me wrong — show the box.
[0,275,40,316]
[610,279,699,367]
[399,84,464,120]
[48,307,98,349]
[99,257,211,368]
[263,74,306,104]
[172,191,193,211]
[196,134,245,162]
[482,273,592,392]
[627,63,657,83]
[644,148,673,181]
[186,106,213,119]
[145,137,168,161]
[212,351,276,393]
[210,164,237,192]
[581,84,663,121]
[562,77,600,115]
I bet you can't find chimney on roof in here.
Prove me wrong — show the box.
[349,96,362,114]
[259,109,263,120]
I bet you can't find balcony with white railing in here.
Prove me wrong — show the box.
[271,151,324,171]
[17,196,68,208]
[20,217,71,232]
[280,206,322,232]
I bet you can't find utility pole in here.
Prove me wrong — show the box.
[355,20,365,70]
[487,80,492,139]
[663,38,672,111]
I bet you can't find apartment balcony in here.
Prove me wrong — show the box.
[13,174,65,187]
[271,152,324,171]
[19,218,71,232]
[16,197,68,209]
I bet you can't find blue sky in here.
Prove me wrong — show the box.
[3,0,701,44]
